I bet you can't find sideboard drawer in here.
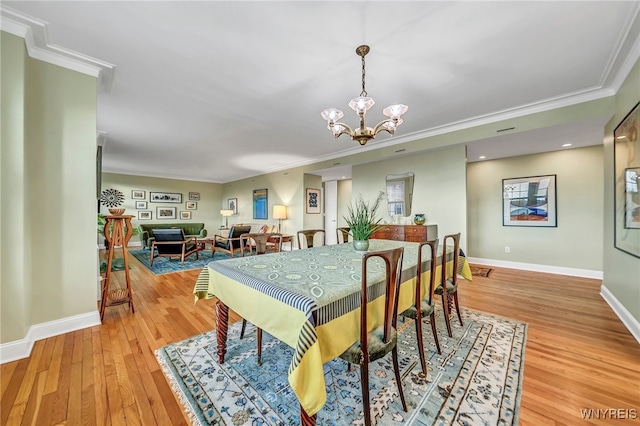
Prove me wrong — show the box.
[387,232,405,241]
[405,225,427,236]
[370,224,438,243]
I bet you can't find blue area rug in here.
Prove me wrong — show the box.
[156,307,526,425]
[129,249,231,275]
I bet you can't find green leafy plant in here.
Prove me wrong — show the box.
[344,191,385,241]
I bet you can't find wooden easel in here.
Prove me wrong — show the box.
[100,214,135,321]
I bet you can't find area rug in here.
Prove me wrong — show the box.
[129,249,231,275]
[470,265,493,277]
[156,307,526,425]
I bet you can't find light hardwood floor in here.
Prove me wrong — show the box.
[2,252,639,425]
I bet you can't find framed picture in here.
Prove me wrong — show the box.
[189,192,200,201]
[150,192,182,203]
[228,198,238,215]
[131,190,146,200]
[502,175,557,227]
[253,189,268,219]
[180,211,192,220]
[306,188,321,214]
[138,211,152,220]
[156,206,177,219]
[625,168,640,229]
[614,101,640,258]
[135,201,147,209]
[186,201,197,210]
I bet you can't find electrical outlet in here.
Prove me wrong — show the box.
[505,246,511,253]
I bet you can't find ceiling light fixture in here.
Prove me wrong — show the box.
[321,45,408,146]
[562,143,572,147]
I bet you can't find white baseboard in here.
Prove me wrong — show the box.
[0,311,101,364]
[600,285,640,344]
[98,241,142,250]
[467,257,603,279]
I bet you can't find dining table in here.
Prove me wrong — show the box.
[193,239,472,424]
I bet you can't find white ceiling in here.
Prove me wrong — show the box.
[3,1,639,183]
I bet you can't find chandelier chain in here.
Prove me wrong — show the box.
[360,54,367,98]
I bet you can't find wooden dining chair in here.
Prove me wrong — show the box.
[399,239,441,376]
[238,233,283,365]
[336,227,351,244]
[434,232,463,337]
[338,247,407,424]
[297,229,325,249]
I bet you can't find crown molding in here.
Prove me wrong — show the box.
[601,2,640,91]
[0,6,115,93]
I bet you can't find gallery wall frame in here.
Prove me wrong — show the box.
[180,211,192,220]
[131,190,146,200]
[306,188,321,214]
[189,192,200,201]
[156,206,177,219]
[253,189,268,220]
[150,192,182,203]
[502,175,557,227]
[135,201,147,209]
[138,211,152,220]
[186,201,197,210]
[228,198,238,215]
[614,101,640,258]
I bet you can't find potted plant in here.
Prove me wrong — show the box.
[344,191,385,251]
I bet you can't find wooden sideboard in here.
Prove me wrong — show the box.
[370,224,438,243]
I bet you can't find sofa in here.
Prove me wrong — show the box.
[138,223,207,249]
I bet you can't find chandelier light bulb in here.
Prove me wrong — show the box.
[383,104,408,120]
[321,108,344,124]
[349,96,375,114]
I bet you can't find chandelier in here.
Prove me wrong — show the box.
[321,45,408,146]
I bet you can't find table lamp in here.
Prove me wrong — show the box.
[273,205,287,233]
[220,209,233,229]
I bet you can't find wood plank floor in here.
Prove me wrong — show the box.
[1,252,639,425]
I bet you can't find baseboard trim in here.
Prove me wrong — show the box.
[600,285,640,344]
[98,241,142,250]
[467,257,603,279]
[0,311,101,364]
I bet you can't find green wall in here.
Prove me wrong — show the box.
[1,32,29,343]
[1,32,98,344]
[603,58,640,324]
[353,145,468,249]
[222,167,306,239]
[467,145,604,271]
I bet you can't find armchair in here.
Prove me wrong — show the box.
[149,228,199,266]
[213,225,252,257]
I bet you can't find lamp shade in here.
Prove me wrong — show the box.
[273,205,287,220]
[220,209,233,216]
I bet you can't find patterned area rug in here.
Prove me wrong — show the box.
[470,265,493,277]
[129,249,231,275]
[156,307,526,425]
